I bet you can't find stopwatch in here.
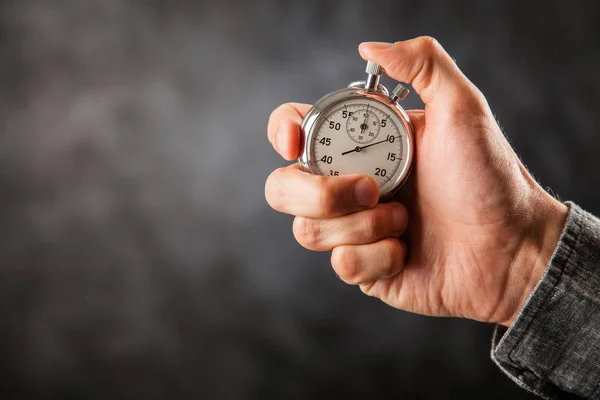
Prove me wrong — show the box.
[299,60,414,199]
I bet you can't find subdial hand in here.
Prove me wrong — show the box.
[360,104,370,133]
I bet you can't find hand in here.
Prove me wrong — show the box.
[265,37,568,327]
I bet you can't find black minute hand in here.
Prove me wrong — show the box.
[341,138,389,156]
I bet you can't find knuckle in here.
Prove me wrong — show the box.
[268,103,286,125]
[316,177,339,217]
[331,247,360,284]
[267,106,282,141]
[267,103,293,141]
[264,168,285,211]
[411,36,445,102]
[292,216,321,250]
[417,36,442,55]
[363,211,387,241]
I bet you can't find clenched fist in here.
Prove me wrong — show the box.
[265,37,567,327]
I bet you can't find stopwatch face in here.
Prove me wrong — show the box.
[305,96,412,198]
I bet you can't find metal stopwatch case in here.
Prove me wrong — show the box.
[299,61,414,200]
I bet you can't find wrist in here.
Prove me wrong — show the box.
[497,189,568,327]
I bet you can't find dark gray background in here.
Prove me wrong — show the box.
[1,0,598,398]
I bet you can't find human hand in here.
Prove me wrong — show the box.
[265,37,568,327]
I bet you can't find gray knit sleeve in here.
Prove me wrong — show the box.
[492,202,600,399]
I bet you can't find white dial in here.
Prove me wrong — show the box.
[310,97,410,196]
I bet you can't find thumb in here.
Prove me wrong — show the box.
[359,37,475,105]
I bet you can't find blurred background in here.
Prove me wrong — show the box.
[1,0,599,398]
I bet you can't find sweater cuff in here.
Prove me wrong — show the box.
[491,202,600,400]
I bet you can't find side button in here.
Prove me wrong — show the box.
[390,84,409,103]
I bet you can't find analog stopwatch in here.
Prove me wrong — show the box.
[299,61,414,199]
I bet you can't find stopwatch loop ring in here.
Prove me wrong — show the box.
[347,81,389,96]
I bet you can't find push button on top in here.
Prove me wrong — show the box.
[365,61,383,76]
[365,61,383,91]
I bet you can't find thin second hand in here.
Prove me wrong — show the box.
[341,138,388,156]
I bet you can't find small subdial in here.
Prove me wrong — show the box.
[345,108,381,144]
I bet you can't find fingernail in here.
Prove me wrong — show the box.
[276,124,285,155]
[354,178,378,207]
[361,42,393,50]
[392,206,407,235]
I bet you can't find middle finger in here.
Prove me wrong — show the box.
[292,202,409,251]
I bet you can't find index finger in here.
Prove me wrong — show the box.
[267,103,312,161]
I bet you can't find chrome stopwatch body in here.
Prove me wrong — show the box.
[299,61,415,200]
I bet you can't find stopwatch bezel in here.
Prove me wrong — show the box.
[299,87,415,200]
